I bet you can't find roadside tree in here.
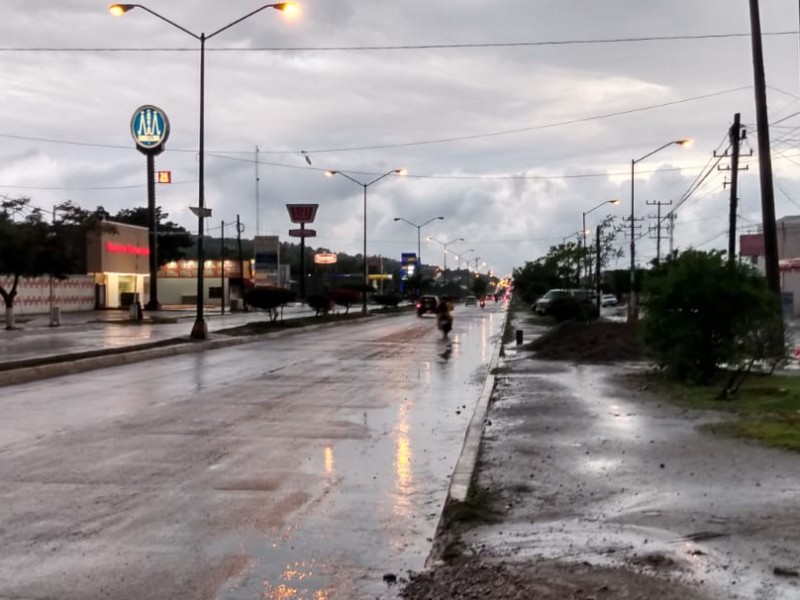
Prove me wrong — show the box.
[641,249,783,384]
[512,241,581,305]
[112,207,193,264]
[0,198,111,329]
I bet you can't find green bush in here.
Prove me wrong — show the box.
[641,250,782,383]
[307,294,334,316]
[329,288,361,313]
[244,286,295,310]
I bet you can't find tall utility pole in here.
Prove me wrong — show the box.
[595,225,602,311]
[236,214,246,309]
[647,200,673,266]
[668,212,676,258]
[749,0,780,297]
[726,113,744,264]
[255,146,260,237]
[220,221,225,315]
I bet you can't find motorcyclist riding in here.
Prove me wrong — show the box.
[436,296,453,338]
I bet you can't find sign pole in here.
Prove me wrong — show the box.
[145,152,160,310]
[130,105,170,312]
[300,222,306,301]
[221,220,225,315]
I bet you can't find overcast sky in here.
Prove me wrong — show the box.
[1,1,799,277]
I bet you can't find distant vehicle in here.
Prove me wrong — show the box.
[532,288,597,320]
[601,293,618,307]
[416,295,439,317]
[464,295,477,306]
[533,289,588,315]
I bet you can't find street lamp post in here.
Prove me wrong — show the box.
[455,248,475,272]
[581,199,619,286]
[629,139,691,321]
[427,237,464,284]
[110,2,299,340]
[393,216,444,272]
[326,168,406,314]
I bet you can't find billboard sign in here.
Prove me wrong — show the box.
[401,253,417,279]
[254,235,280,285]
[289,228,317,238]
[286,204,319,224]
[314,253,337,265]
[130,105,170,154]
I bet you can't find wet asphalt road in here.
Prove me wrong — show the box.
[0,305,317,364]
[463,317,800,600]
[0,304,504,599]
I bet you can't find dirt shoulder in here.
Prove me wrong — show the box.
[401,313,800,600]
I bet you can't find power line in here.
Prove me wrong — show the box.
[0,86,750,158]
[297,87,750,154]
[0,31,795,53]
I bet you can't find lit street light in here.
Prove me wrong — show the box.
[455,248,475,272]
[629,139,691,321]
[110,2,299,340]
[393,216,444,272]
[326,168,406,314]
[427,236,464,284]
[581,199,619,285]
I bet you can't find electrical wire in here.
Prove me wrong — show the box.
[0,86,749,159]
[0,31,795,53]
[296,87,750,154]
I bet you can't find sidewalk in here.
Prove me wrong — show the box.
[0,305,313,367]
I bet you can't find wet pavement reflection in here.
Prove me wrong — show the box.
[0,303,504,599]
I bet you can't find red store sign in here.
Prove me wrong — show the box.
[106,241,150,256]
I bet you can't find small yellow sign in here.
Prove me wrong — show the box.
[157,171,172,184]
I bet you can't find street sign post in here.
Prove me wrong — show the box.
[286,204,319,224]
[288,228,317,238]
[130,104,170,311]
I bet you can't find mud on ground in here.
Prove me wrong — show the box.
[401,318,729,600]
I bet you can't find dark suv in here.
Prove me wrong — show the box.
[416,295,438,317]
[533,288,598,321]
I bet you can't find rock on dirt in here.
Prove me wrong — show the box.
[401,557,710,600]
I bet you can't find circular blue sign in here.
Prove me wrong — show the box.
[130,105,170,152]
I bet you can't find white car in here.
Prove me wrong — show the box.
[601,294,618,307]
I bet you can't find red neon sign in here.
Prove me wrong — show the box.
[106,241,150,256]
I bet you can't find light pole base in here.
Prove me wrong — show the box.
[145,300,161,311]
[190,318,208,340]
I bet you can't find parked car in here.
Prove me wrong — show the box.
[601,293,618,307]
[532,288,598,321]
[416,295,439,317]
[464,295,477,306]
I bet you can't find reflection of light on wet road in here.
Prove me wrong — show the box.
[393,398,414,519]
[261,561,333,599]
[324,447,334,477]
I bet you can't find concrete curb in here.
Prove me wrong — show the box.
[446,308,508,502]
[0,313,391,387]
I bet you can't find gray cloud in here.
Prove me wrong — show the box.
[0,0,798,276]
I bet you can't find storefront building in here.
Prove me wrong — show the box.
[86,220,151,308]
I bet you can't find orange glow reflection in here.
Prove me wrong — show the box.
[393,399,414,517]
[324,446,334,476]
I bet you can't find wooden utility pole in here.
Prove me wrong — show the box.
[749,0,780,297]
[727,113,743,264]
[236,214,245,308]
[647,200,673,266]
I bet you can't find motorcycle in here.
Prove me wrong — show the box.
[479,298,486,309]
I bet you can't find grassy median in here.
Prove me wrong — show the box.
[651,372,800,452]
